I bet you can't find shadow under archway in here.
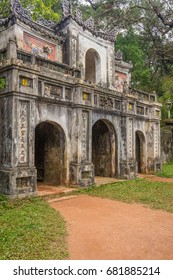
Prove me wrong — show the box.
[92,119,117,177]
[35,121,66,185]
[135,130,146,174]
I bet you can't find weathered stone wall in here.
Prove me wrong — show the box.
[161,127,173,163]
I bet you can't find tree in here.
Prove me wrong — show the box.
[116,30,153,91]
[0,0,61,21]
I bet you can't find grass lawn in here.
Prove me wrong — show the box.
[0,196,68,260]
[156,161,173,178]
[76,179,173,213]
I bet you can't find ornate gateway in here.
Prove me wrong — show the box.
[0,0,161,195]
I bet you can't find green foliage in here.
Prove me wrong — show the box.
[156,161,173,178]
[0,0,61,21]
[0,77,6,90]
[116,31,153,91]
[0,197,68,259]
[77,179,173,212]
[20,0,61,21]
[0,0,10,18]
[157,75,173,120]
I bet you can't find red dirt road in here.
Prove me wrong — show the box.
[50,195,173,260]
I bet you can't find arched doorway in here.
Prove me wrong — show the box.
[135,130,146,174]
[85,49,101,83]
[92,120,117,177]
[35,121,66,185]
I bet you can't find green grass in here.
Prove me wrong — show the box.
[0,196,68,260]
[76,179,173,213]
[156,161,173,178]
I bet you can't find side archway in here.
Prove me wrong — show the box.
[135,130,146,173]
[85,48,101,84]
[35,121,67,185]
[92,119,117,177]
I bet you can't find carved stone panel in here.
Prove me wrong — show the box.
[16,177,31,188]
[128,119,133,158]
[18,101,29,164]
[19,76,33,88]
[83,92,91,101]
[71,38,77,67]
[154,123,159,157]
[137,106,144,115]
[115,100,121,110]
[44,83,63,98]
[81,111,89,161]
[94,94,97,105]
[38,80,42,95]
[128,102,134,111]
[100,96,113,110]
[23,32,56,61]
[65,88,72,100]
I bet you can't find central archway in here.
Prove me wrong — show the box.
[35,121,66,185]
[92,119,117,177]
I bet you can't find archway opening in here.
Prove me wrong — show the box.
[35,122,66,185]
[92,120,117,177]
[85,49,101,83]
[135,131,145,174]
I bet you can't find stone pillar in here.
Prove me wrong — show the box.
[161,119,173,163]
[63,26,78,68]
[70,107,94,186]
[6,37,17,59]
[119,115,129,178]
[0,96,14,194]
[0,93,37,196]
[146,120,162,173]
[108,45,115,89]
[119,98,136,179]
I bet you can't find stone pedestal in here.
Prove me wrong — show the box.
[0,168,36,196]
[70,162,94,187]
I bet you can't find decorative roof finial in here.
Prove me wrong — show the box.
[115,50,123,61]
[61,0,72,17]
[10,0,31,20]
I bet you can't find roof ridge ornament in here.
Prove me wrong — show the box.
[75,7,83,25]
[84,16,95,30]
[36,17,56,29]
[61,0,72,18]
[10,0,32,20]
[115,50,123,61]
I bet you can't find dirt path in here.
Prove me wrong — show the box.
[139,174,173,183]
[50,195,173,260]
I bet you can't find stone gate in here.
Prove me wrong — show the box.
[0,0,162,196]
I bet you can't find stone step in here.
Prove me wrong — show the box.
[48,195,78,203]
[36,185,78,197]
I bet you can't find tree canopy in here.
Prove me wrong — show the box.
[0,0,61,21]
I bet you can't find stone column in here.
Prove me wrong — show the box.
[70,104,94,187]
[0,96,14,194]
[6,37,17,59]
[119,97,135,178]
